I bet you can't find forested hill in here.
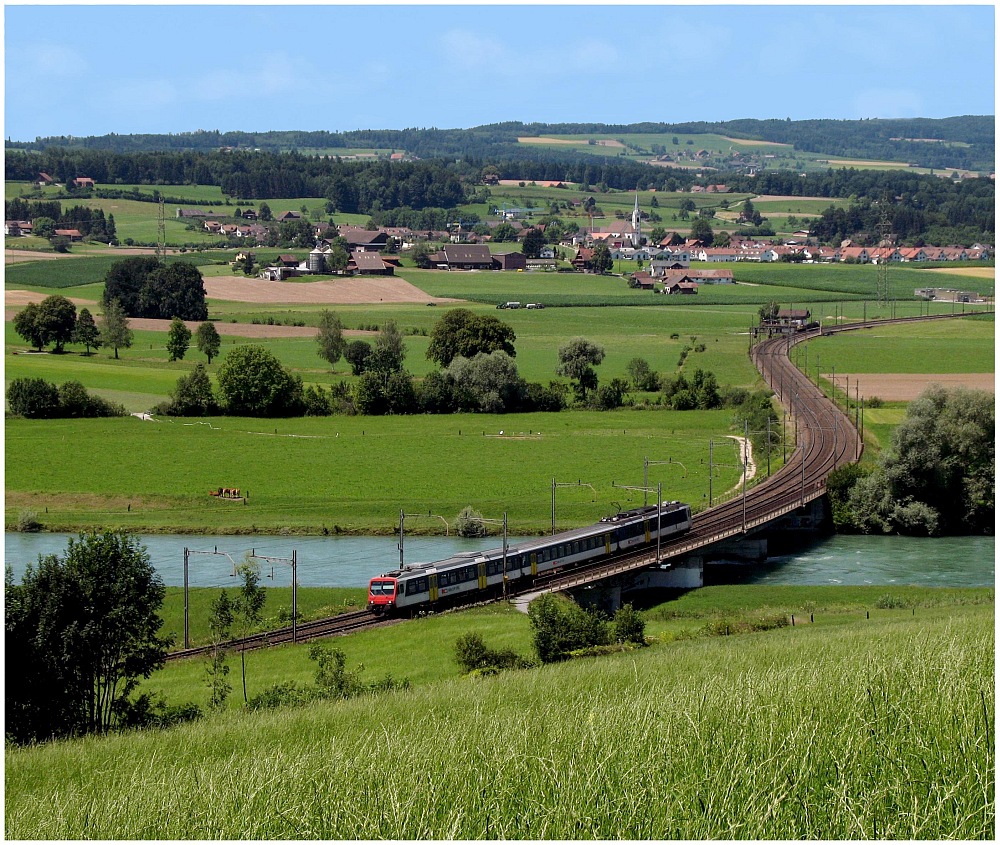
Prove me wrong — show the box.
[7,116,994,173]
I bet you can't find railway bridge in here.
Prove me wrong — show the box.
[516,313,981,607]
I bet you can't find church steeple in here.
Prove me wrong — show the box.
[631,190,641,247]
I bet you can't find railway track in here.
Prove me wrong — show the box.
[166,609,386,661]
[168,312,984,658]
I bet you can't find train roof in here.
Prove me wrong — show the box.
[373,502,691,580]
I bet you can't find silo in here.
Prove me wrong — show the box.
[308,247,326,274]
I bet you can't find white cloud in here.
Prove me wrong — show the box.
[109,79,179,111]
[439,30,508,69]
[17,42,88,79]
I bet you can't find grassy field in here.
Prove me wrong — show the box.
[5,409,751,534]
[5,587,993,839]
[797,317,995,374]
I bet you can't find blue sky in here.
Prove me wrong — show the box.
[3,3,995,140]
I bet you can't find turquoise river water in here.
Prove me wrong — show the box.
[5,532,993,590]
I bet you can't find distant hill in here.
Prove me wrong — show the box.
[6,117,994,173]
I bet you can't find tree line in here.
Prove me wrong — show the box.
[9,116,993,171]
[5,145,993,244]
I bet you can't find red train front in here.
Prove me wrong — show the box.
[367,577,398,612]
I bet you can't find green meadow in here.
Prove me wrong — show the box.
[6,589,993,839]
[5,409,749,535]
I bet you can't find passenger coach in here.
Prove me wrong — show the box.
[368,501,692,614]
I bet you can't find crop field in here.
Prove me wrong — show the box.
[5,595,993,839]
[799,318,995,375]
[5,409,750,535]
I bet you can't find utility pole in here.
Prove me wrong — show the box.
[551,479,594,535]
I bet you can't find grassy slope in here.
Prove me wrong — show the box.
[5,593,993,839]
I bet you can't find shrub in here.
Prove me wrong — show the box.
[114,693,203,730]
[245,681,314,711]
[875,594,909,609]
[612,603,646,645]
[454,506,487,538]
[7,377,61,418]
[17,510,42,532]
[528,593,610,663]
[454,632,535,674]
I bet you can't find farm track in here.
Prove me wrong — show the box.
[168,312,984,657]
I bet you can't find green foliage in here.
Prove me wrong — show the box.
[4,531,172,743]
[112,692,202,731]
[454,506,487,538]
[590,242,613,274]
[847,385,994,535]
[138,263,209,321]
[447,350,524,413]
[205,591,234,710]
[6,377,61,418]
[527,593,610,663]
[166,317,192,362]
[6,377,125,419]
[72,307,101,355]
[626,357,660,392]
[316,309,346,369]
[232,559,267,704]
[344,339,372,375]
[521,227,546,258]
[101,255,162,315]
[426,308,517,367]
[453,632,535,674]
[166,363,219,416]
[612,603,646,645]
[216,344,303,417]
[12,294,77,352]
[99,298,133,359]
[195,321,221,364]
[556,337,605,402]
[825,463,873,531]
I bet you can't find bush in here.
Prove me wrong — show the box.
[454,506,487,538]
[17,510,42,532]
[7,377,125,419]
[245,681,314,711]
[528,593,610,663]
[454,632,535,674]
[875,594,909,609]
[114,693,203,730]
[612,603,646,645]
[7,377,61,418]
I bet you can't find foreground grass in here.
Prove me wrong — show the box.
[5,600,993,839]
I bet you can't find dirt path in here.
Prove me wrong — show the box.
[837,373,994,401]
[723,436,756,496]
[202,275,460,305]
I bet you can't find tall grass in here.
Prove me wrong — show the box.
[5,605,993,839]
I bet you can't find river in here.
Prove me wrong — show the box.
[4,532,994,589]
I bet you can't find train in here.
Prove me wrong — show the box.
[368,500,693,614]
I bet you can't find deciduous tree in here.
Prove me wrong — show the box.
[556,337,605,402]
[100,298,133,359]
[195,320,221,364]
[4,531,171,743]
[316,310,346,369]
[138,262,208,321]
[216,344,302,416]
[166,317,192,362]
[427,308,517,367]
[73,307,101,355]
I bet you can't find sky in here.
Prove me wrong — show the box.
[3,2,996,140]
